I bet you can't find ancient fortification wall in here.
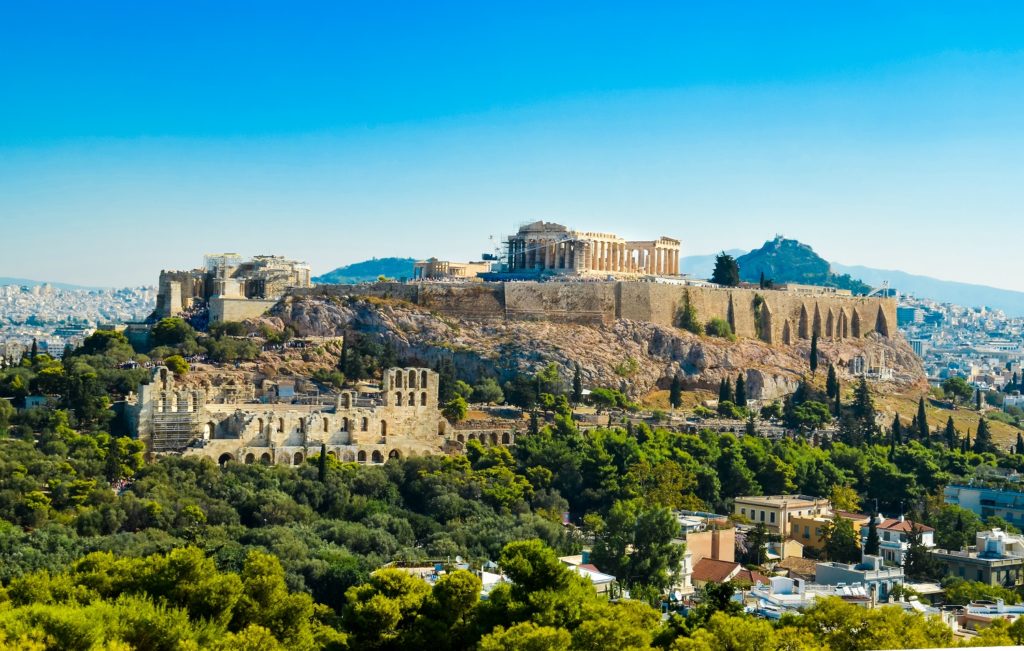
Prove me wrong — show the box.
[292,282,896,343]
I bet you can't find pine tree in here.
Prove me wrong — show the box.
[891,414,902,445]
[669,374,683,409]
[917,397,929,442]
[864,515,881,556]
[974,418,994,454]
[944,417,958,448]
[572,363,584,404]
[735,373,747,408]
[826,364,839,400]
[810,333,819,375]
[711,252,740,287]
[719,378,733,405]
[318,443,327,483]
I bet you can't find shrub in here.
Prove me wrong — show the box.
[705,318,735,341]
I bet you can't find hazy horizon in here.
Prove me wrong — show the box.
[3,2,1024,290]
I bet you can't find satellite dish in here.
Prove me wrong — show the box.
[455,555,464,564]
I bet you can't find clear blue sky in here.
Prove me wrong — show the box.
[2,1,1023,289]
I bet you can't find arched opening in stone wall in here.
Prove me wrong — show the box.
[838,310,849,339]
[381,420,388,437]
[812,306,822,337]
[278,418,285,433]
[323,418,329,433]
[394,372,403,388]
[457,434,465,443]
[438,422,447,436]
[217,453,234,466]
[293,452,304,465]
[408,392,415,406]
[299,418,306,434]
[361,417,368,431]
[245,453,255,464]
[421,392,427,406]
[342,417,350,431]
[388,449,401,460]
[875,306,890,337]
[396,392,403,406]
[852,310,862,338]
[371,450,384,464]
[421,370,428,387]
[205,422,215,440]
[782,321,792,345]
[409,370,417,388]
[260,452,272,465]
[342,394,351,408]
[257,418,264,435]
[798,305,810,339]
[502,432,511,444]
[489,432,498,445]
[357,450,367,463]
[826,310,835,338]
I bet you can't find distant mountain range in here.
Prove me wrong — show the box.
[314,246,1024,317]
[0,276,98,291]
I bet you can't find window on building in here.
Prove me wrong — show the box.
[977,570,984,582]
[760,511,765,522]
[741,508,746,516]
[803,526,810,539]
[770,512,776,523]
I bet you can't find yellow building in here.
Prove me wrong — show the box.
[733,495,830,537]
[789,511,870,554]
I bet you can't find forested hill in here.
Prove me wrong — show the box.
[735,237,873,294]
[313,257,416,284]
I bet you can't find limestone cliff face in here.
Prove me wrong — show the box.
[266,295,924,401]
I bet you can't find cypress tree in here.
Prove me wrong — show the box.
[669,374,683,409]
[1013,372,1020,389]
[318,443,327,483]
[944,417,958,448]
[572,363,584,404]
[917,397,929,442]
[864,515,881,556]
[759,271,766,289]
[974,418,994,454]
[745,412,757,437]
[30,338,38,361]
[719,378,733,405]
[1016,432,1024,456]
[891,414,902,445]
[962,430,971,454]
[810,333,819,375]
[976,389,983,411]
[735,373,747,408]
[826,364,838,400]
[833,379,842,418]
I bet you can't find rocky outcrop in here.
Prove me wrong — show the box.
[263,294,925,401]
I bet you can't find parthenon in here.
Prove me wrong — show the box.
[506,221,681,277]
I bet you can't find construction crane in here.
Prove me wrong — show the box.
[866,280,897,300]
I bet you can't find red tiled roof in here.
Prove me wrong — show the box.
[734,568,770,585]
[577,564,601,573]
[877,518,935,533]
[692,558,741,583]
